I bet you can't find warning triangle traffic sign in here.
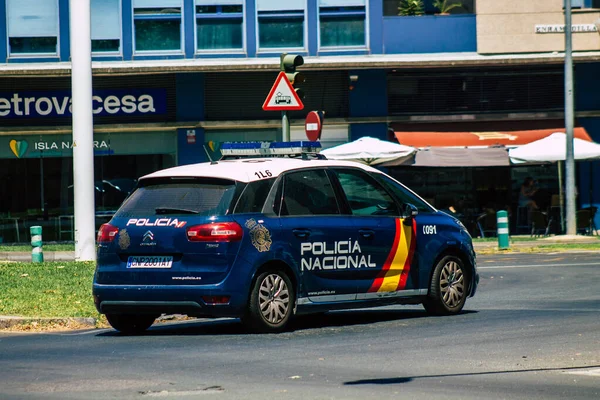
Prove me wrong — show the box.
[262,71,304,111]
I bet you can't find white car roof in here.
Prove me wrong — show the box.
[140,157,381,183]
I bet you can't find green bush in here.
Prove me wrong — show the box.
[398,0,425,16]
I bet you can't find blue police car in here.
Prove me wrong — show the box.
[93,143,478,334]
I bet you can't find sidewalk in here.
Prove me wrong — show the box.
[0,251,75,262]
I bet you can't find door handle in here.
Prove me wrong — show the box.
[293,228,311,238]
[359,229,375,238]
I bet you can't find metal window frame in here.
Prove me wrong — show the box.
[317,3,369,51]
[132,0,185,55]
[5,0,60,59]
[255,0,308,53]
[91,0,123,56]
[194,0,246,55]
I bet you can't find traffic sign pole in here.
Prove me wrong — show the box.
[263,53,305,141]
[282,111,290,142]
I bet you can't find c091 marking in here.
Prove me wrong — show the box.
[423,225,437,235]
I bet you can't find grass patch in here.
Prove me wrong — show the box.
[0,244,75,252]
[0,261,100,319]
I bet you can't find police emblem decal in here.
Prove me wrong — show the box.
[118,229,130,250]
[245,218,272,252]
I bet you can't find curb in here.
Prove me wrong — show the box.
[0,251,75,262]
[0,316,97,330]
[473,238,599,249]
[0,314,194,331]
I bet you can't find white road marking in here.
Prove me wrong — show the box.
[563,368,600,377]
[479,262,599,270]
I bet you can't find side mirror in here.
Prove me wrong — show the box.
[400,203,418,220]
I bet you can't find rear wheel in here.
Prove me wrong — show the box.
[244,269,295,333]
[423,255,468,316]
[105,314,157,334]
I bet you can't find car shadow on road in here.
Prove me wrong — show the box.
[96,309,477,337]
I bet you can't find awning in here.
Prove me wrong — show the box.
[394,128,592,148]
[381,147,510,167]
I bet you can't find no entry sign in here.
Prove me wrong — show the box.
[305,111,323,141]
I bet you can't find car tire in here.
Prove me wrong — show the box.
[243,269,295,333]
[105,314,157,334]
[423,255,468,316]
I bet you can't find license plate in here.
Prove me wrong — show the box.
[127,256,173,269]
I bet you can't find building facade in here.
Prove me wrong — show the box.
[0,0,599,241]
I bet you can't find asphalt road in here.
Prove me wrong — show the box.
[0,253,599,400]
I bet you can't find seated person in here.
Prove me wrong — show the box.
[519,177,538,209]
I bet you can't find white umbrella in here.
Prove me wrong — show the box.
[320,136,416,165]
[508,132,600,233]
[508,132,600,163]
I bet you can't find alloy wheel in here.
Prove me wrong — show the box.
[440,260,465,308]
[258,273,290,324]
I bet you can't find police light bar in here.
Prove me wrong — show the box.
[220,141,321,157]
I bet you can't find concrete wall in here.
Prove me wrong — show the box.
[477,0,600,54]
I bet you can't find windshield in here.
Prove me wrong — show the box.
[114,179,238,218]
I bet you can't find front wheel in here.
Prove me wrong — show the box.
[423,255,468,316]
[243,269,295,333]
[105,314,157,334]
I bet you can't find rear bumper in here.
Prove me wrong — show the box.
[92,284,246,318]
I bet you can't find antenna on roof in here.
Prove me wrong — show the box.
[203,144,218,165]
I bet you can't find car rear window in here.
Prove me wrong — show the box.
[114,178,238,218]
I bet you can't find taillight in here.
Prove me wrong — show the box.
[97,223,119,243]
[186,222,243,242]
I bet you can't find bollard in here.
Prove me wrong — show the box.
[30,226,44,263]
[496,210,510,250]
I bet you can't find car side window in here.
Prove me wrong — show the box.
[233,179,276,214]
[281,169,340,216]
[333,169,398,216]
[373,173,434,213]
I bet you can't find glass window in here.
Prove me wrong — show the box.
[6,0,58,55]
[116,178,237,218]
[234,178,276,214]
[196,1,244,51]
[334,169,398,216]
[257,0,305,49]
[281,169,340,216]
[133,0,183,52]
[571,0,584,7]
[319,0,366,48]
[92,0,121,53]
[373,173,434,213]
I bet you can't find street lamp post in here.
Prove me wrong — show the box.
[564,0,576,235]
[70,0,96,261]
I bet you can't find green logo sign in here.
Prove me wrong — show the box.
[9,139,28,158]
